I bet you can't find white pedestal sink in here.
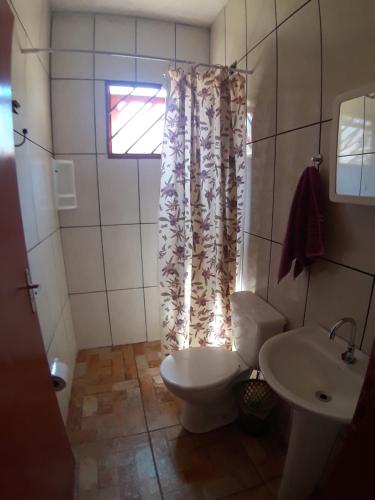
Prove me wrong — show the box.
[259,326,369,500]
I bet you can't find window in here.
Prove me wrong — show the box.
[106,81,167,159]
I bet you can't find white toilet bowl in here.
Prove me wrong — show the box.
[160,346,249,433]
[160,292,286,434]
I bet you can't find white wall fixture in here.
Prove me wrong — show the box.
[52,159,77,210]
[330,83,375,205]
[259,325,369,500]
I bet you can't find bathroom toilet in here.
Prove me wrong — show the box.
[160,291,286,433]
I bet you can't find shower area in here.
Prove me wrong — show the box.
[49,13,247,355]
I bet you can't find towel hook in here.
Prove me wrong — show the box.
[15,128,28,148]
[311,154,322,168]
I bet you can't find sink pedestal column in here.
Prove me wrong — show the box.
[279,409,341,500]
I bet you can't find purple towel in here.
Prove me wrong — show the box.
[278,166,324,282]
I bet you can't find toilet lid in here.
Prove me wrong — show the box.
[160,347,241,389]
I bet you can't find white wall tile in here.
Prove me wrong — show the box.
[70,292,111,349]
[320,0,375,120]
[247,33,276,142]
[277,1,321,132]
[108,289,146,345]
[95,55,135,81]
[94,81,107,155]
[31,146,58,241]
[268,242,308,329]
[11,21,52,151]
[14,140,38,250]
[102,225,143,290]
[51,230,68,311]
[58,155,100,228]
[141,224,158,287]
[276,0,308,24]
[11,22,29,136]
[95,14,136,80]
[11,0,50,53]
[208,0,375,361]
[144,287,161,341]
[137,60,169,85]
[244,138,275,238]
[305,260,373,346]
[176,24,210,64]
[12,3,79,398]
[25,53,52,151]
[95,14,136,52]
[272,125,320,243]
[139,159,161,223]
[46,316,70,421]
[46,299,77,423]
[98,158,139,224]
[246,0,276,50]
[136,18,175,58]
[51,13,94,79]
[242,233,270,300]
[62,300,78,365]
[28,236,62,350]
[225,0,246,65]
[319,122,375,274]
[52,80,95,154]
[362,291,375,355]
[61,227,105,293]
[210,9,226,65]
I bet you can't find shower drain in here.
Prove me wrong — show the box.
[315,390,332,403]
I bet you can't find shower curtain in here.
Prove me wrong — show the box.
[158,68,246,353]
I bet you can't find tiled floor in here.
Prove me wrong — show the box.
[67,341,285,499]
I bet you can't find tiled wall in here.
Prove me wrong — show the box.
[9,0,77,422]
[50,13,210,349]
[211,0,375,354]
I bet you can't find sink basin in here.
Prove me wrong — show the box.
[259,325,369,500]
[259,325,369,423]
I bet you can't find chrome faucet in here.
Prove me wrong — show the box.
[329,317,357,364]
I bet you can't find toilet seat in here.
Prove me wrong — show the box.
[160,347,242,390]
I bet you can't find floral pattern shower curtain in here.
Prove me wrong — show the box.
[158,68,246,353]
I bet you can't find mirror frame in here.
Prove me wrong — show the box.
[330,83,375,206]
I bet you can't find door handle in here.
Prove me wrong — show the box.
[20,268,40,313]
[19,283,40,290]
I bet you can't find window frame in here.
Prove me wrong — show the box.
[105,80,165,160]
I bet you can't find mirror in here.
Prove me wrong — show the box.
[330,84,375,205]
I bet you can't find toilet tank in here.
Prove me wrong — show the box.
[230,291,286,368]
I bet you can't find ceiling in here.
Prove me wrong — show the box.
[49,0,227,26]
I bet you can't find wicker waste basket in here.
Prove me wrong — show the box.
[236,371,278,436]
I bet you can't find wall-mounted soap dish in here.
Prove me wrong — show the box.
[52,159,77,210]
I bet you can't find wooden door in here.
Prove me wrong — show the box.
[0,2,75,498]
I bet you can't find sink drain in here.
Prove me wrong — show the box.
[315,390,332,403]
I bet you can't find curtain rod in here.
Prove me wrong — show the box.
[21,47,253,75]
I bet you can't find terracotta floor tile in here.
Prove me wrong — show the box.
[68,428,98,446]
[79,486,122,500]
[68,341,287,500]
[81,403,147,440]
[150,424,262,499]
[79,456,98,492]
[67,397,83,431]
[112,345,138,380]
[75,362,88,379]
[221,484,274,500]
[78,434,161,499]
[139,371,180,431]
[77,347,112,363]
[238,430,286,482]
